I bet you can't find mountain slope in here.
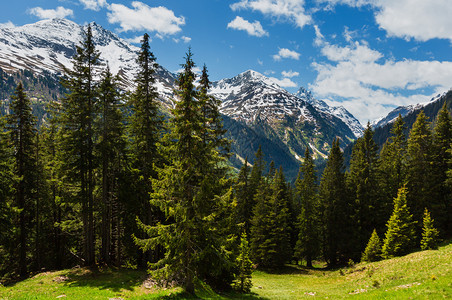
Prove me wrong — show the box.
[372,92,446,129]
[295,87,364,137]
[212,70,358,165]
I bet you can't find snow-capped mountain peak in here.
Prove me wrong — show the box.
[372,92,447,129]
[0,18,176,101]
[294,88,364,137]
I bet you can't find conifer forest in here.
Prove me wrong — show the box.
[1,26,451,294]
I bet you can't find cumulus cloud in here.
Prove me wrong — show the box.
[227,16,268,37]
[281,70,299,77]
[107,1,185,35]
[181,36,191,43]
[273,48,300,61]
[231,0,312,29]
[269,77,298,87]
[319,0,452,41]
[310,26,452,123]
[0,21,15,28]
[79,0,107,11]
[28,6,74,19]
[124,35,145,44]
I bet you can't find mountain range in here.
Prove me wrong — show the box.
[3,18,448,178]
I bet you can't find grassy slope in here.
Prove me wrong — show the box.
[1,242,450,299]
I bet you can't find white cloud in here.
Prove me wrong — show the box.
[227,16,268,37]
[269,77,298,87]
[79,0,107,11]
[124,35,145,44]
[310,26,452,123]
[0,21,15,28]
[107,1,185,35]
[28,6,74,20]
[273,48,300,61]
[181,36,191,43]
[282,70,299,77]
[319,0,452,41]
[231,0,312,29]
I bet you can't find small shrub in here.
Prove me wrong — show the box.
[420,208,440,250]
[361,229,382,262]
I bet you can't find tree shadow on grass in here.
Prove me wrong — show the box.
[159,290,268,300]
[258,264,311,275]
[63,267,146,293]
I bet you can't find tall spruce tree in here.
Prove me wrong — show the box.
[347,123,380,254]
[294,146,319,268]
[234,159,254,235]
[0,116,14,277]
[406,111,434,232]
[432,103,452,236]
[96,67,126,265]
[134,50,233,293]
[381,186,416,259]
[127,33,164,267]
[378,115,407,223]
[7,83,37,277]
[60,24,100,266]
[319,138,352,266]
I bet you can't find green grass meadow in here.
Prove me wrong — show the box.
[1,241,450,299]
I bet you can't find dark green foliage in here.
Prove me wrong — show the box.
[96,67,126,265]
[126,33,164,267]
[250,167,292,268]
[0,116,15,279]
[294,147,319,268]
[7,82,37,277]
[232,232,253,293]
[361,229,382,262]
[406,111,434,233]
[59,25,100,266]
[134,49,233,293]
[378,115,407,223]
[431,104,452,236]
[382,186,416,259]
[319,138,352,266]
[234,159,254,235]
[347,123,380,255]
[420,208,440,250]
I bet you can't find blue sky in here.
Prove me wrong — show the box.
[1,0,452,123]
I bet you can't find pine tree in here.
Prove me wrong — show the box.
[250,167,292,268]
[347,123,380,254]
[381,186,416,259]
[232,232,253,293]
[59,24,100,266]
[234,159,254,235]
[420,208,440,250]
[127,33,164,267]
[294,146,319,268]
[96,67,126,265]
[406,111,434,233]
[0,116,15,277]
[319,138,352,266]
[134,50,233,293]
[378,115,407,224]
[7,82,37,277]
[250,173,273,267]
[361,229,382,262]
[249,145,265,196]
[432,103,452,236]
